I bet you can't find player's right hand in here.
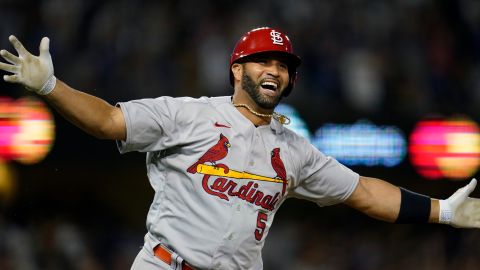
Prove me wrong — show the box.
[439,178,480,228]
[0,35,56,95]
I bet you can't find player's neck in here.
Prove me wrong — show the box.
[231,90,291,126]
[231,94,273,126]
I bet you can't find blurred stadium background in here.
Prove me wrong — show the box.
[1,0,480,269]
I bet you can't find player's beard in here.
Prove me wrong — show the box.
[241,72,283,110]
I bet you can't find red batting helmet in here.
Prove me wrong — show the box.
[230,27,301,97]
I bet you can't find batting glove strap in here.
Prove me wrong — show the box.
[439,199,452,225]
[37,75,56,95]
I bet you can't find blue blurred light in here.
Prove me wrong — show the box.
[312,120,406,167]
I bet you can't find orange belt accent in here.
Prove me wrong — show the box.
[153,245,195,270]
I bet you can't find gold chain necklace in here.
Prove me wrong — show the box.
[233,102,291,125]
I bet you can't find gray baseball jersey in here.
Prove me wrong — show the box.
[117,96,359,269]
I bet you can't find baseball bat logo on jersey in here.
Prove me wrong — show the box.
[187,133,288,211]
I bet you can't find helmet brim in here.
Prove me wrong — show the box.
[231,51,301,68]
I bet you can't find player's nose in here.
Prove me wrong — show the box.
[264,59,288,78]
[265,62,280,76]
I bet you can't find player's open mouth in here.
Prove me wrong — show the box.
[260,81,279,96]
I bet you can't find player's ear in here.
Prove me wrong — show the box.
[231,63,243,83]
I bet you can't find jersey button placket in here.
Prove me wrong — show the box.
[248,130,260,168]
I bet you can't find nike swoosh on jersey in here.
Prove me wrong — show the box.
[214,122,231,128]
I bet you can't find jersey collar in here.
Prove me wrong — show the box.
[209,96,284,135]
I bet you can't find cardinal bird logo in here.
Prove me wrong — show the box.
[271,148,287,195]
[187,133,231,174]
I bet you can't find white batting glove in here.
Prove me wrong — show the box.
[439,178,480,228]
[0,35,56,95]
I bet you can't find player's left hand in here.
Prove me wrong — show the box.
[0,35,56,95]
[439,178,480,228]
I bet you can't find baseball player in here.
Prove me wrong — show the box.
[1,27,480,270]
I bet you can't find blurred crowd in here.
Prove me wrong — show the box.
[2,0,480,122]
[0,216,139,270]
[2,206,480,270]
[1,0,480,269]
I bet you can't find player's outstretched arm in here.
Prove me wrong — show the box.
[344,176,480,228]
[0,35,126,140]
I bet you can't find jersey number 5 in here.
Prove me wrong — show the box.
[255,212,268,241]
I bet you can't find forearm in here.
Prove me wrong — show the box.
[345,176,400,222]
[44,79,126,140]
[345,176,440,223]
